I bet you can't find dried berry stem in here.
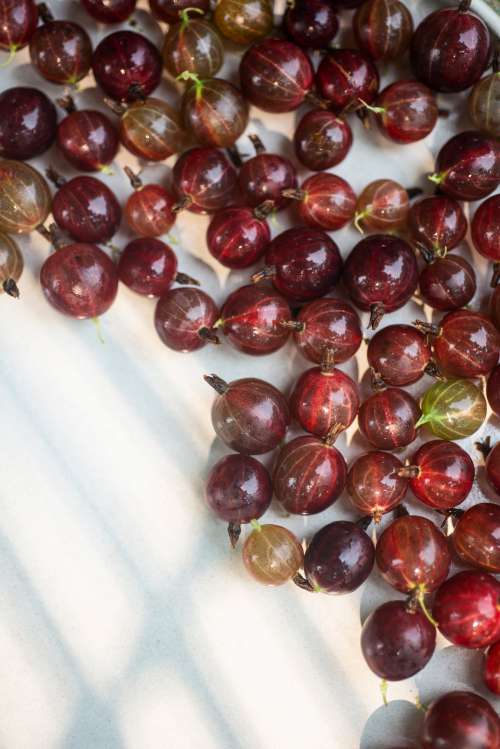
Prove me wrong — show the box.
[56,95,77,113]
[368,304,385,330]
[253,200,275,220]
[357,515,373,532]
[320,347,336,374]
[280,320,304,332]
[251,265,275,284]
[398,464,420,479]
[424,360,442,379]
[323,422,345,446]
[281,188,307,201]
[37,2,54,22]
[491,262,500,288]
[293,573,315,592]
[475,436,492,459]
[124,166,143,190]
[204,374,228,395]
[414,320,441,337]
[370,368,386,391]
[199,327,220,345]
[127,83,146,102]
[172,196,192,213]
[458,0,471,11]
[227,521,241,548]
[175,272,200,286]
[2,278,19,298]
[248,133,266,155]
[226,146,243,167]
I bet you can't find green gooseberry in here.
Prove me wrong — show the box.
[417,379,487,440]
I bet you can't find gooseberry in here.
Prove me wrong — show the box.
[353,0,413,61]
[92,31,162,102]
[429,130,500,201]
[316,49,379,114]
[206,207,270,269]
[0,86,56,160]
[347,451,407,522]
[243,523,303,586]
[367,324,434,387]
[162,11,224,79]
[453,503,500,574]
[155,287,219,352]
[285,173,356,231]
[417,378,487,440]
[404,440,475,511]
[214,0,273,46]
[290,298,362,365]
[358,387,420,450]
[294,109,352,171]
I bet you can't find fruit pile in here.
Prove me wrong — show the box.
[0,0,499,744]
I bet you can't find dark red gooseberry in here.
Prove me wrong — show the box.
[180,76,248,149]
[57,110,119,173]
[487,366,500,417]
[491,286,500,330]
[155,287,219,352]
[238,149,297,213]
[81,0,136,22]
[346,451,407,522]
[486,442,500,496]
[284,0,339,49]
[484,643,500,696]
[304,520,375,594]
[471,195,500,283]
[0,0,38,56]
[353,0,413,61]
[292,298,362,365]
[343,235,419,329]
[29,21,92,85]
[0,87,56,160]
[117,238,184,298]
[206,207,270,270]
[163,14,223,79]
[219,284,291,356]
[429,130,500,202]
[354,179,409,234]
[316,49,379,114]
[405,440,474,510]
[358,388,420,450]
[92,31,162,102]
[361,600,436,681]
[453,503,500,574]
[173,147,238,214]
[369,81,438,144]
[149,0,209,23]
[239,38,314,113]
[411,5,491,93]
[408,196,467,256]
[125,183,176,238]
[330,0,365,6]
[367,324,433,387]
[419,254,476,311]
[40,243,118,319]
[433,571,500,649]
[119,98,187,162]
[294,109,352,171]
[287,173,356,231]
[422,691,500,749]
[52,175,121,244]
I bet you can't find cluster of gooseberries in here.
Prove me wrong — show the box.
[0,0,499,743]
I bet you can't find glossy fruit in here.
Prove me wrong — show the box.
[422,691,500,749]
[155,287,219,352]
[0,160,51,234]
[162,14,223,79]
[240,39,314,113]
[294,109,352,171]
[343,235,418,329]
[0,0,38,56]
[273,431,347,514]
[40,244,118,319]
[180,75,248,148]
[408,196,467,256]
[81,0,136,22]
[117,238,183,297]
[406,440,475,510]
[0,233,23,298]
[206,207,270,269]
[487,366,500,417]
[125,182,176,238]
[52,175,121,244]
[354,180,409,234]
[418,378,487,440]
[173,147,238,214]
[469,71,500,138]
[486,442,500,495]
[484,643,500,696]
[353,0,413,61]
[238,150,297,212]
[347,451,407,521]
[433,571,500,649]
[284,0,338,49]
[361,601,436,681]
[0,87,56,160]
[57,110,119,173]
[119,98,187,162]
[205,374,289,455]
[419,254,476,311]
[316,49,379,114]
[288,173,356,231]
[411,6,491,93]
[367,324,433,387]
[219,284,291,356]
[304,521,374,594]
[471,195,500,274]
[29,21,92,85]
[214,0,273,45]
[429,131,500,201]
[243,523,303,586]
[149,0,209,23]
[358,388,420,450]
[453,503,500,574]
[92,31,162,102]
[369,81,438,144]
[292,298,362,365]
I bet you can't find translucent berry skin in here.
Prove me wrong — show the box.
[423,692,500,749]
[118,238,178,298]
[162,18,223,79]
[182,79,248,148]
[205,454,272,524]
[0,87,56,160]
[120,98,187,162]
[210,377,290,455]
[358,388,420,450]
[294,298,362,365]
[471,195,500,263]
[491,287,500,331]
[290,366,359,438]
[411,7,490,93]
[125,184,176,237]
[92,31,162,102]
[433,310,500,378]
[353,0,413,61]
[304,521,375,594]
[220,284,291,356]
[81,0,136,23]
[294,109,352,171]
[243,524,303,586]
[453,503,500,574]
[431,131,500,202]
[52,176,121,244]
[484,643,500,696]
[293,174,356,231]
[408,196,467,254]
[0,0,38,52]
[347,451,407,520]
[361,601,436,681]
[367,324,432,387]
[376,516,451,594]
[155,287,218,353]
[29,21,92,85]
[486,443,500,496]
[0,160,51,234]
[57,110,119,173]
[419,255,476,312]
[284,0,339,49]
[238,153,297,212]
[316,49,379,114]
[408,440,474,510]
[149,0,208,23]
[207,207,270,270]
[419,379,487,441]
[40,244,118,319]
[214,0,273,46]
[240,39,314,113]
[433,571,500,649]
[487,366,500,417]
[173,147,238,214]
[469,72,500,139]
[354,180,409,233]
[273,435,347,515]
[0,233,23,295]
[372,81,438,144]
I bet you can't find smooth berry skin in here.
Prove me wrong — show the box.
[294,298,362,365]
[92,31,162,103]
[0,87,56,160]
[213,0,273,46]
[422,691,500,749]
[408,196,467,254]
[273,435,347,515]
[472,195,500,263]
[304,521,375,594]
[120,98,187,162]
[181,79,247,149]
[0,160,51,235]
[353,0,413,61]
[355,179,409,234]
[173,147,238,215]
[162,18,223,80]
[220,285,291,356]
[408,440,474,511]
[238,153,297,212]
[419,255,476,312]
[486,442,500,496]
[205,454,272,524]
[149,0,208,23]
[484,643,500,696]
[239,39,314,113]
[82,0,136,22]
[292,174,356,231]
[316,49,379,114]
[294,109,352,171]
[469,72,500,139]
[52,176,121,244]
[358,388,420,450]
[367,324,432,387]
[207,207,270,270]
[40,244,118,319]
[431,131,500,202]
[361,601,436,681]
[290,366,359,438]
[155,287,218,353]
[0,0,38,52]
[419,378,487,441]
[347,451,407,521]
[487,366,500,417]
[29,21,92,86]
[243,524,304,586]
[453,503,500,574]
[284,0,339,49]
[125,184,176,238]
[411,7,491,93]
[433,310,500,378]
[372,81,438,144]
[57,110,119,173]
[433,571,500,650]
[118,238,178,298]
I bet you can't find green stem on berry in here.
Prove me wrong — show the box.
[428,172,445,186]
[91,317,105,344]
[380,680,388,706]
[180,6,204,29]
[353,211,367,234]
[0,45,17,67]
[176,70,204,98]
[414,586,438,627]
[250,519,262,532]
[359,98,385,115]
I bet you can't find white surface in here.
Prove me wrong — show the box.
[0,1,499,748]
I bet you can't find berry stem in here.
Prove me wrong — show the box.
[475,436,492,459]
[2,278,19,298]
[414,320,441,337]
[251,265,275,284]
[491,262,500,288]
[357,515,373,532]
[175,272,200,286]
[91,316,105,344]
[127,83,146,102]
[180,6,204,29]
[458,0,471,11]
[398,464,420,479]
[293,573,315,592]
[414,587,438,627]
[198,327,220,345]
[253,200,275,220]
[248,133,266,154]
[124,165,143,190]
[424,360,442,379]
[368,304,385,330]
[428,172,444,186]
[204,374,228,395]
[323,422,345,446]
[280,320,304,332]
[0,45,17,68]
[227,521,241,548]
[370,368,386,391]
[353,211,366,234]
[281,188,307,201]
[103,97,127,115]
[380,680,388,706]
[56,95,77,113]
[176,70,204,98]
[250,519,261,532]
[415,242,437,264]
[358,98,385,114]
[226,146,243,167]
[320,347,336,374]
[37,2,54,22]
[172,195,192,213]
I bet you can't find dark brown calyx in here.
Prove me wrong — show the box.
[204,374,228,395]
[124,165,143,191]
[172,195,192,213]
[198,327,220,345]
[56,95,77,113]
[175,272,200,286]
[369,303,385,330]
[248,133,266,155]
[398,463,420,479]
[320,347,336,374]
[293,572,315,592]
[370,368,386,392]
[2,278,19,298]
[227,521,241,548]
[414,320,441,337]
[323,422,345,447]
[253,200,275,220]
[280,320,304,332]
[281,188,307,201]
[476,436,492,460]
[251,266,275,284]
